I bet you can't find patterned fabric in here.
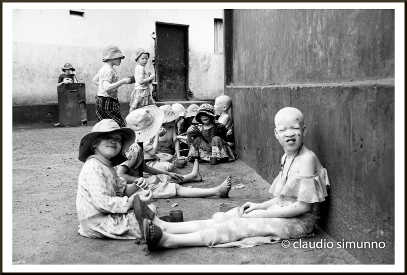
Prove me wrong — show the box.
[95,96,126,127]
[120,143,177,198]
[129,87,155,111]
[76,155,141,239]
[195,168,329,247]
[96,64,119,98]
[187,124,235,161]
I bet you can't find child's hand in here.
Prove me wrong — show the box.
[240,202,258,214]
[135,178,149,191]
[139,189,153,203]
[168,172,184,181]
[123,77,132,84]
[158,127,166,137]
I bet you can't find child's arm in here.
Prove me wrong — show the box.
[172,128,181,159]
[242,201,312,218]
[102,78,130,92]
[135,66,155,85]
[217,113,230,125]
[116,164,143,186]
[92,73,99,86]
[241,196,280,213]
[143,161,184,181]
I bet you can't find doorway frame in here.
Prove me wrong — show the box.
[155,21,189,101]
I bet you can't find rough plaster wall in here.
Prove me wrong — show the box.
[12,9,224,106]
[225,9,394,264]
[189,52,224,99]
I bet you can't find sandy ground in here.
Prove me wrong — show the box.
[10,122,360,270]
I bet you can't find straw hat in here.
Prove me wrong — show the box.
[186,104,199,118]
[171,103,186,118]
[62,63,75,71]
[102,45,125,62]
[126,105,164,143]
[78,119,135,166]
[194,103,215,124]
[135,48,150,61]
[159,105,178,123]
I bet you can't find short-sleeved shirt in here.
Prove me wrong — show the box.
[133,64,150,90]
[97,64,119,98]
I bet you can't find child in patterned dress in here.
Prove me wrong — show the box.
[186,104,235,163]
[129,48,155,112]
[76,119,154,239]
[138,107,330,250]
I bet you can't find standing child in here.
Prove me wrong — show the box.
[57,63,78,87]
[214,95,234,147]
[76,119,155,239]
[92,45,131,127]
[186,104,235,163]
[136,107,330,251]
[129,48,155,112]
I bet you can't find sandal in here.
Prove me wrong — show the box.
[143,218,163,251]
[133,195,156,238]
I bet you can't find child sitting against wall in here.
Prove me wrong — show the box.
[214,95,234,148]
[136,107,330,251]
[186,104,235,163]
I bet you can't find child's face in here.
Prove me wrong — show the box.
[94,133,123,161]
[64,69,73,75]
[110,58,122,66]
[274,111,305,153]
[200,115,212,125]
[138,54,149,66]
[214,98,225,115]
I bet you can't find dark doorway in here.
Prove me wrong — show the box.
[155,23,188,101]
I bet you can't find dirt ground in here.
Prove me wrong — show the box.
[9,121,360,271]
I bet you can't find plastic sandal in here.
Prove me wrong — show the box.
[143,218,163,251]
[134,195,156,238]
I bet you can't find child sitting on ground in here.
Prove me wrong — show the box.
[116,107,232,201]
[76,119,154,239]
[214,95,234,148]
[176,104,200,152]
[172,103,190,157]
[137,107,329,251]
[186,104,235,163]
[129,48,156,112]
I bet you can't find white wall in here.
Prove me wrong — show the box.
[12,9,224,105]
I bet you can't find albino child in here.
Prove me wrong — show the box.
[129,48,156,111]
[136,107,329,251]
[214,95,234,147]
[186,104,235,163]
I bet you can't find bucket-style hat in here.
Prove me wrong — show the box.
[159,105,178,123]
[194,104,215,124]
[62,63,75,71]
[126,105,164,143]
[102,45,125,62]
[186,104,199,118]
[135,48,150,61]
[78,119,135,166]
[171,103,186,118]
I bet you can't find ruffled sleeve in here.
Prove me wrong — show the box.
[269,168,329,203]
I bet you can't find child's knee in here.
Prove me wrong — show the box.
[167,163,174,171]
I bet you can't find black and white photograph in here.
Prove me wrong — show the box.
[3,2,404,273]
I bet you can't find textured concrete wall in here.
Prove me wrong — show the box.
[225,9,394,264]
[12,9,224,108]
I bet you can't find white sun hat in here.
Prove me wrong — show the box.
[126,105,164,143]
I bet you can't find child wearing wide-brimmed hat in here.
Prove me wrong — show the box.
[76,119,156,240]
[92,45,132,127]
[116,108,233,200]
[186,104,236,163]
[57,63,79,87]
[129,48,156,112]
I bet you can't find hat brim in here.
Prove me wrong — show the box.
[131,105,164,143]
[78,128,135,166]
[195,111,215,124]
[186,111,198,118]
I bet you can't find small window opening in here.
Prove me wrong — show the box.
[214,18,224,53]
[70,9,85,17]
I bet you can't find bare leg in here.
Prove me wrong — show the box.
[174,159,202,184]
[158,232,205,248]
[152,215,214,234]
[175,176,232,198]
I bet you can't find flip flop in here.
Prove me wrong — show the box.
[143,219,163,251]
[133,195,156,238]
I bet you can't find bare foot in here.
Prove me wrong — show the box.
[218,176,232,198]
[189,159,202,182]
